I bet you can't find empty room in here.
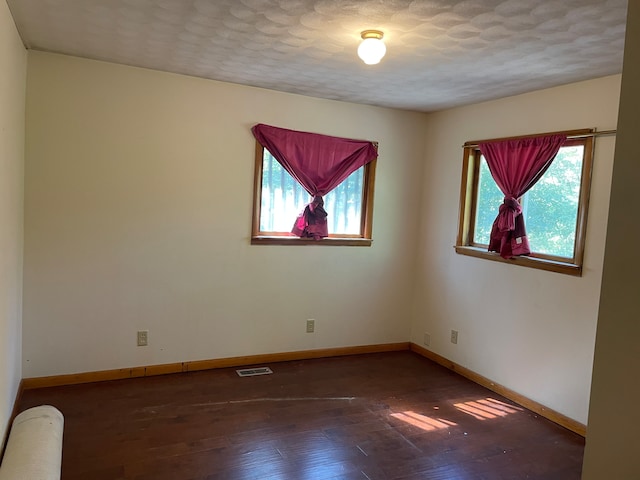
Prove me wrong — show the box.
[1,0,638,479]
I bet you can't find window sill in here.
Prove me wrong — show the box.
[252,236,372,247]
[454,246,582,276]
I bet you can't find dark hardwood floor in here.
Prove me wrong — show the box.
[17,351,585,480]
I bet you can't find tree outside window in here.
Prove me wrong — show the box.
[457,130,594,275]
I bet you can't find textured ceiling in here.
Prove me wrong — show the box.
[6,0,628,112]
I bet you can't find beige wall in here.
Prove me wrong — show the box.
[412,75,621,424]
[0,0,27,444]
[582,1,640,477]
[22,51,427,377]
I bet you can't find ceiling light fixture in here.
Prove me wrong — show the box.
[357,30,386,65]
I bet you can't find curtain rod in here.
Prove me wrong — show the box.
[463,129,617,148]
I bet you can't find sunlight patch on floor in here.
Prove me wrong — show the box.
[391,410,457,432]
[454,397,523,421]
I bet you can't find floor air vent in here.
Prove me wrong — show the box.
[236,367,273,377]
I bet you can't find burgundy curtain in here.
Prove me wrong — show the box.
[479,134,566,259]
[252,124,378,239]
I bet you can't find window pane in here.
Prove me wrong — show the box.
[324,167,363,234]
[474,156,503,245]
[522,146,583,258]
[457,132,592,274]
[260,149,363,234]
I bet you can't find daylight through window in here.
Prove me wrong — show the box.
[252,143,376,245]
[259,149,364,234]
[456,130,594,275]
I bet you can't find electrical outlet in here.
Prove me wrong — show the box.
[306,319,315,333]
[424,333,431,347]
[450,330,458,345]
[137,330,148,346]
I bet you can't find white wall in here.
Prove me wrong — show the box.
[412,75,621,424]
[0,0,27,444]
[22,52,427,378]
[583,2,640,477]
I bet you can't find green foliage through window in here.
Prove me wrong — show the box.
[473,145,585,259]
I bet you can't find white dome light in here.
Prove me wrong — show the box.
[357,30,386,65]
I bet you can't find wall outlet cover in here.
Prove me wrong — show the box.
[306,319,315,333]
[137,330,149,346]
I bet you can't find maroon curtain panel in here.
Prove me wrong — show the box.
[252,124,378,239]
[479,134,566,258]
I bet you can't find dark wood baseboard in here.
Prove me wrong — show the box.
[19,341,586,437]
[410,343,586,437]
[21,342,411,389]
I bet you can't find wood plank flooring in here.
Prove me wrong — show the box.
[16,352,585,479]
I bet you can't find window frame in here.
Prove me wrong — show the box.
[455,129,595,276]
[251,141,377,246]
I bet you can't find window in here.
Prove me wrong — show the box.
[456,129,594,275]
[251,142,376,246]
